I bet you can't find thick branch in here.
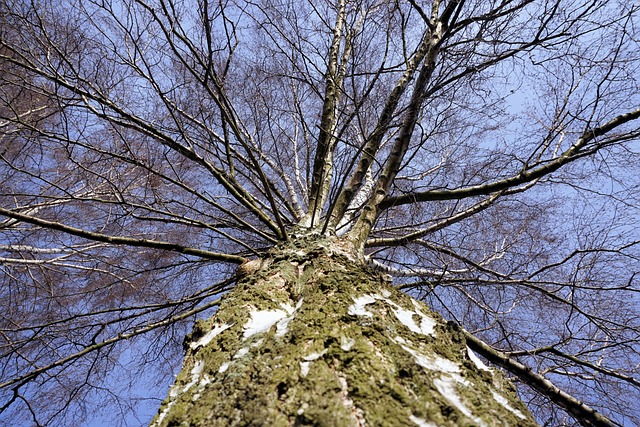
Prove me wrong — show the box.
[381,108,640,209]
[348,6,451,248]
[303,0,348,228]
[0,207,247,264]
[464,331,619,427]
[327,31,434,229]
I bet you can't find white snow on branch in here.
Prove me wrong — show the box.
[492,390,527,420]
[190,323,233,350]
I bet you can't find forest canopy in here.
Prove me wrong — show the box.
[1,0,639,425]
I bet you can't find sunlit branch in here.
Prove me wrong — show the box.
[381,108,640,209]
[465,331,619,427]
[366,257,466,278]
[327,28,434,230]
[507,346,640,389]
[369,180,537,247]
[348,41,444,246]
[303,0,348,228]
[0,207,246,264]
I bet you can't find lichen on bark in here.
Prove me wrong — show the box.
[151,236,538,426]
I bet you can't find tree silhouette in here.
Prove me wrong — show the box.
[1,0,639,426]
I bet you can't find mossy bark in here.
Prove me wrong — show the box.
[151,237,539,426]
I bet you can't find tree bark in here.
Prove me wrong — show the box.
[151,236,538,426]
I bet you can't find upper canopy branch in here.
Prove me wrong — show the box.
[303,0,349,228]
[347,1,459,249]
[380,107,640,210]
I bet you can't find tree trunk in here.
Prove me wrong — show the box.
[151,236,538,426]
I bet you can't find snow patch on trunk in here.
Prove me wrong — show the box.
[303,349,327,361]
[409,415,438,427]
[299,349,328,377]
[411,300,437,335]
[183,360,205,392]
[349,293,436,336]
[151,360,206,426]
[189,323,233,350]
[275,313,294,337]
[243,299,303,339]
[399,343,460,373]
[199,374,212,388]
[392,306,435,336]
[434,375,487,427]
[234,346,250,359]
[300,361,311,377]
[492,390,526,419]
[340,336,356,351]
[151,400,175,427]
[392,307,423,333]
[243,309,287,339]
[396,338,490,425]
[218,362,230,373]
[467,347,491,371]
[348,294,378,317]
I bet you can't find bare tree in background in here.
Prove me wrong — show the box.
[1,0,639,425]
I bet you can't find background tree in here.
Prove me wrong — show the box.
[1,0,639,425]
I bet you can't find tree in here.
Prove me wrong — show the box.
[1,0,639,425]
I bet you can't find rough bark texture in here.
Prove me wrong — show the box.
[151,236,538,426]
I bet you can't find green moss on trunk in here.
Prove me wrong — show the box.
[151,237,538,427]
